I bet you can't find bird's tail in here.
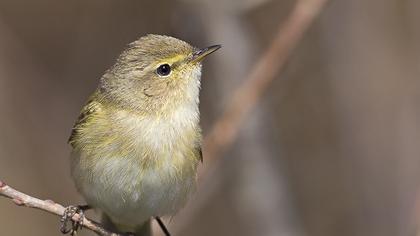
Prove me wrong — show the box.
[101,213,151,236]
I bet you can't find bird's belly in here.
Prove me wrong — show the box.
[71,152,197,228]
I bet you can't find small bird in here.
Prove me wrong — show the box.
[66,34,220,235]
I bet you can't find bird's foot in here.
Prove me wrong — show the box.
[60,205,90,235]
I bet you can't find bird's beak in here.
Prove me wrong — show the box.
[190,45,221,63]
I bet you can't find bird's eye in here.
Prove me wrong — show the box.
[156,64,171,77]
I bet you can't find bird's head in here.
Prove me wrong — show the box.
[99,34,220,116]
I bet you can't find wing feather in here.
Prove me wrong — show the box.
[68,98,102,147]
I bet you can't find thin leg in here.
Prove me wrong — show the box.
[154,217,171,236]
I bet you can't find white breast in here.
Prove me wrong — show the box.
[119,102,199,152]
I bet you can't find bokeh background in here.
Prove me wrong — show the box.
[1,0,420,236]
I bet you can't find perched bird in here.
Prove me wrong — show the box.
[66,34,220,235]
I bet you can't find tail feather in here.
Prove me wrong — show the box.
[101,214,151,236]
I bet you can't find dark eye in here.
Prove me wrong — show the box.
[156,64,171,76]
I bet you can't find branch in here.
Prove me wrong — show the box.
[203,0,330,164]
[0,180,122,236]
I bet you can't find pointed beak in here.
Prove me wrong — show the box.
[190,45,221,63]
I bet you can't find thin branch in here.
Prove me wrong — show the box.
[0,180,122,236]
[203,0,330,165]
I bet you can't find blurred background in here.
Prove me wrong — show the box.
[1,0,420,236]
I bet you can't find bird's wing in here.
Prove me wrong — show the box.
[68,98,102,147]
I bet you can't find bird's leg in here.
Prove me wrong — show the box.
[60,205,91,235]
[154,216,171,236]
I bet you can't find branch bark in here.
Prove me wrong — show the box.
[0,180,122,236]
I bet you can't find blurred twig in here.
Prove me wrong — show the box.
[203,0,329,166]
[0,180,122,236]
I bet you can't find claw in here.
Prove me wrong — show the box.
[60,205,87,235]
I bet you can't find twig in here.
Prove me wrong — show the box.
[203,0,329,164]
[0,180,122,236]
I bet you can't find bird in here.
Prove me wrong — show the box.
[65,34,220,236]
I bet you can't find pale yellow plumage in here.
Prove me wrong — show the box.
[68,35,219,234]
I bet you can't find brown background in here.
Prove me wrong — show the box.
[1,0,419,236]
